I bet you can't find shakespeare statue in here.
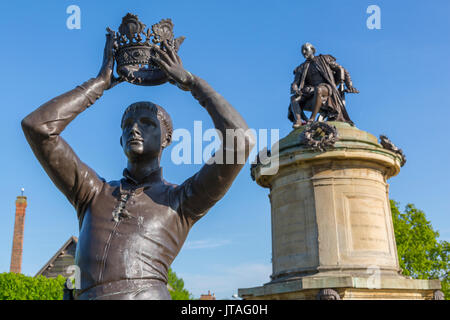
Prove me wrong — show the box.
[22,14,255,300]
[288,42,359,128]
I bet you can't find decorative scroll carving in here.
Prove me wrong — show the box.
[317,288,341,300]
[379,135,406,167]
[433,290,445,300]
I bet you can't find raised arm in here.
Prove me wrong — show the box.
[152,42,256,221]
[21,29,122,222]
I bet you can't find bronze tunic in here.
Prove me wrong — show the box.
[74,167,217,299]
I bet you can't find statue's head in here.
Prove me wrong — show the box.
[301,42,316,60]
[120,101,173,161]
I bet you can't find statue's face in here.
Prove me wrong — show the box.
[120,108,162,160]
[302,44,315,60]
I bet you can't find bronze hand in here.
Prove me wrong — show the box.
[345,86,360,94]
[97,27,124,90]
[151,40,194,91]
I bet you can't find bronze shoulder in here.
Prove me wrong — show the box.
[320,54,337,63]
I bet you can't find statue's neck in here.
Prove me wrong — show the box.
[126,157,160,183]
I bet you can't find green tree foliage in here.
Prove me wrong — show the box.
[0,273,65,300]
[0,270,193,300]
[168,268,194,300]
[391,200,449,299]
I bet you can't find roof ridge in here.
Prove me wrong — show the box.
[35,235,77,277]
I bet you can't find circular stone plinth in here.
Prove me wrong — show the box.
[252,121,405,280]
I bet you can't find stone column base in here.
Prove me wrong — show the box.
[238,275,442,300]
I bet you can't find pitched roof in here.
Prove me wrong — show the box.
[35,236,78,277]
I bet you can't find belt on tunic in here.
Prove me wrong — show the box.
[74,278,171,300]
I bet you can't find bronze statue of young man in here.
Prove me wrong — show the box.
[288,42,359,128]
[22,29,255,300]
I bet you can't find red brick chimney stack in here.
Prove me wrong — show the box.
[10,190,27,273]
[200,290,216,300]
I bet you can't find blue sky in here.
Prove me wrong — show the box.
[0,0,449,299]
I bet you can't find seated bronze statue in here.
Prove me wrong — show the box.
[288,42,359,128]
[22,26,255,300]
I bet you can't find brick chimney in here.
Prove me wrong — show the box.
[10,191,27,273]
[200,290,216,300]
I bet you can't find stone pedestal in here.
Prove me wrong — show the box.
[239,122,442,300]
